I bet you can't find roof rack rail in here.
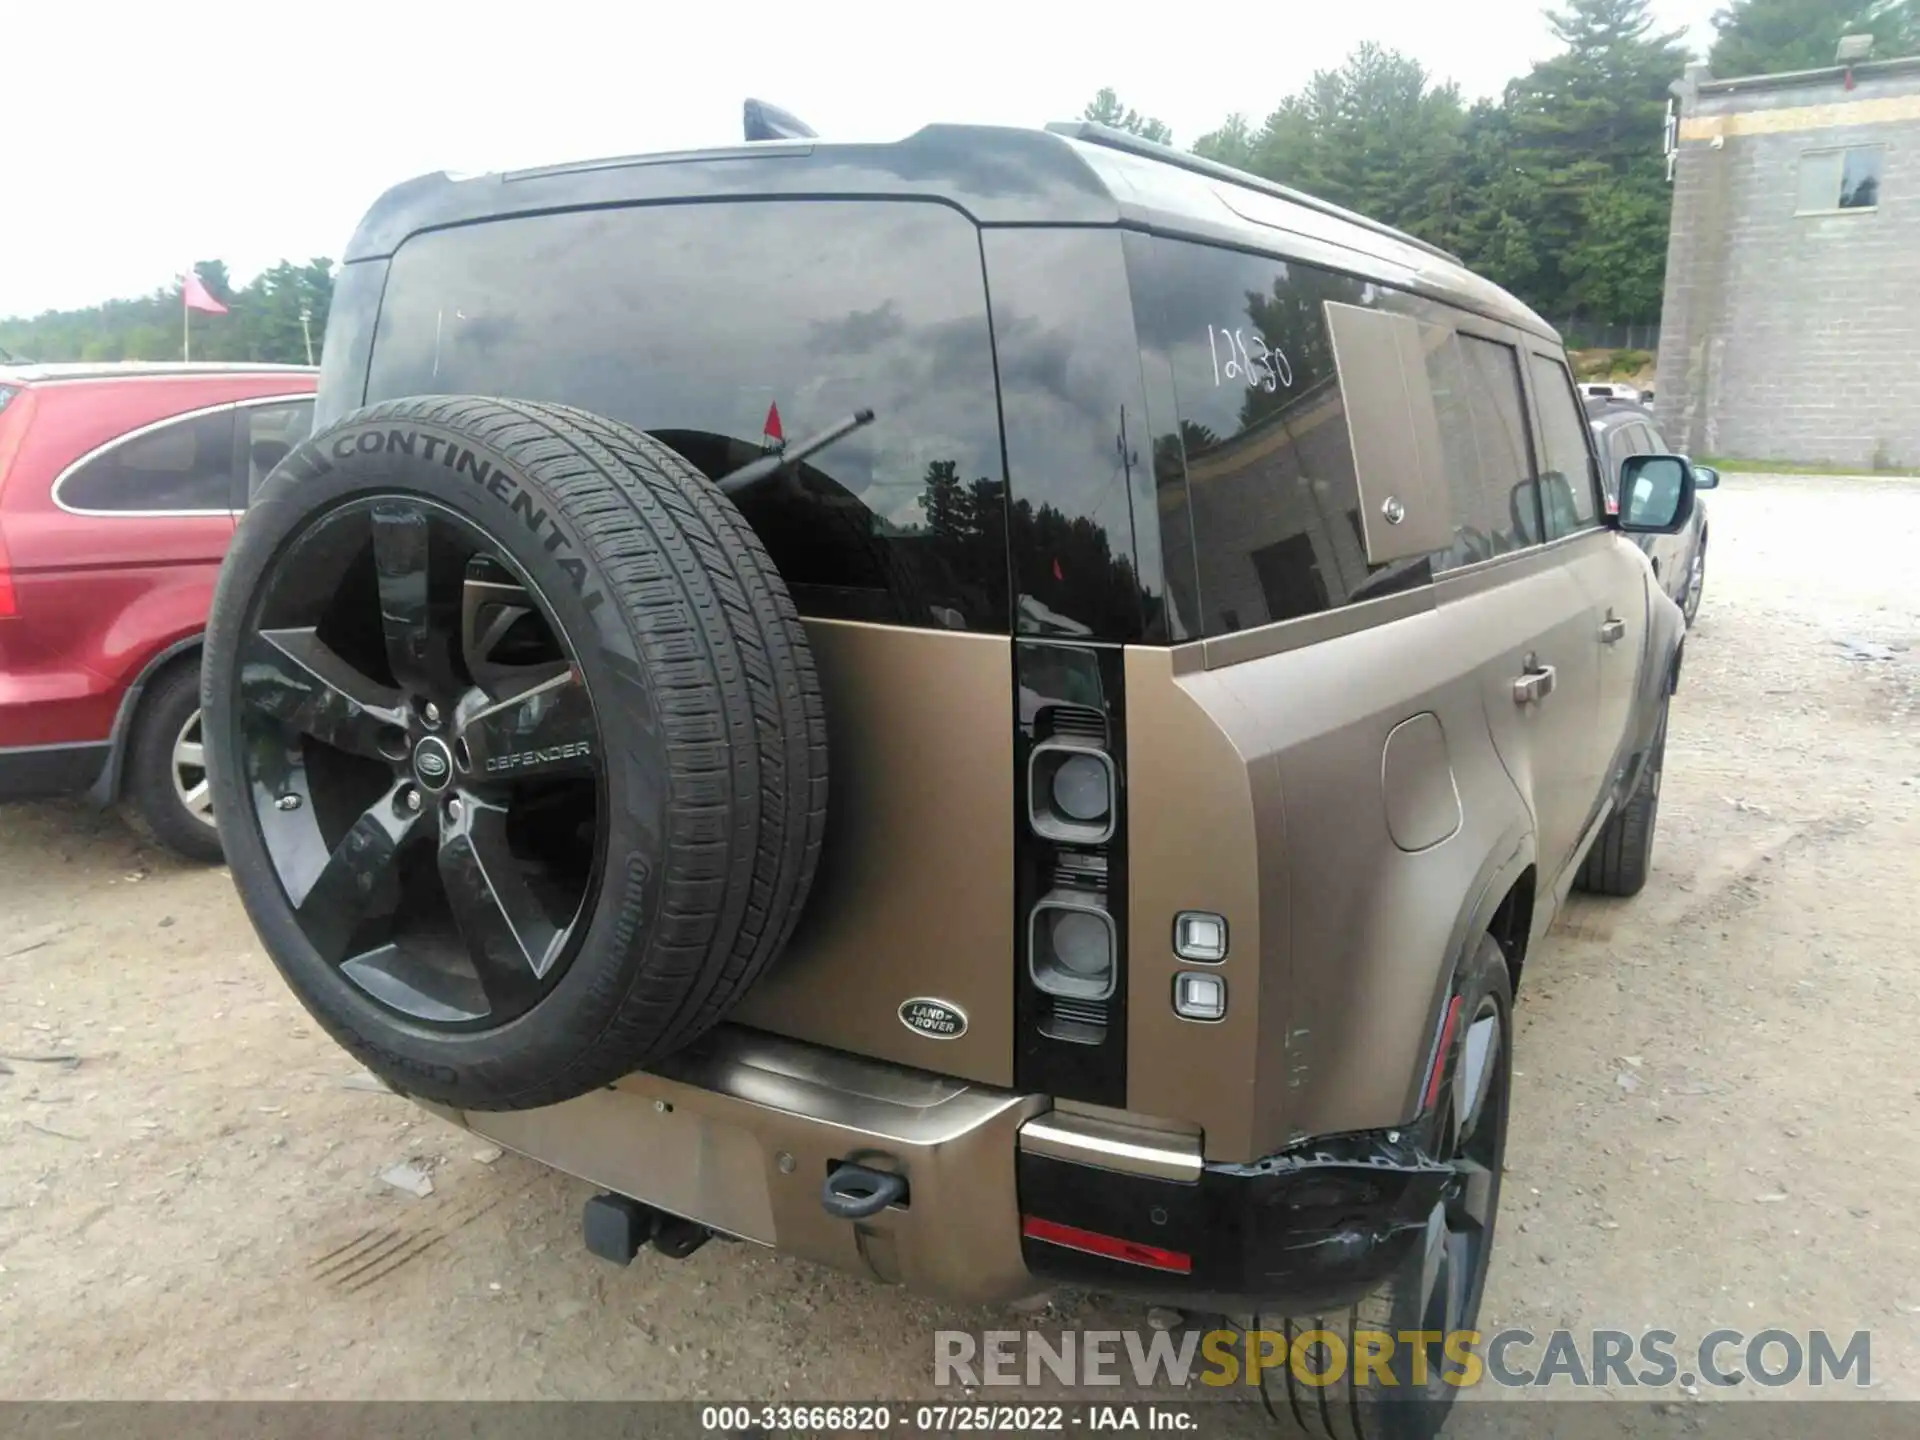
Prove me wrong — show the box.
[1044,121,1464,268]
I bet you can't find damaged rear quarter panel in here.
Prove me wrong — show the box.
[1126,596,1535,1162]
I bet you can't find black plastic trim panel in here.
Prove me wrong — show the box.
[0,742,109,802]
[1018,1128,1450,1311]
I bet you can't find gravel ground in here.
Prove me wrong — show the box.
[2,472,1917,1410]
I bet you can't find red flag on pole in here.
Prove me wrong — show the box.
[183,273,228,315]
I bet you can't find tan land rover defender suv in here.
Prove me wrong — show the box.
[203,117,1700,1430]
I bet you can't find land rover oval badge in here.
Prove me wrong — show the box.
[898,997,967,1040]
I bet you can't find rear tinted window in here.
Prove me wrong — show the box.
[59,410,235,514]
[1129,237,1429,638]
[368,201,1010,632]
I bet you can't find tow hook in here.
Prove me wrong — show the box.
[582,1192,713,1265]
[821,1162,907,1219]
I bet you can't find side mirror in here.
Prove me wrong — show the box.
[1693,464,1720,490]
[1616,454,1695,535]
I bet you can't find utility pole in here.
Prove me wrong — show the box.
[299,305,314,366]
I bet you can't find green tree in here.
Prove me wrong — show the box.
[0,259,336,365]
[1193,46,1471,253]
[1081,87,1173,144]
[1449,102,1547,296]
[1504,0,1690,320]
[1710,0,1918,77]
[1191,112,1256,169]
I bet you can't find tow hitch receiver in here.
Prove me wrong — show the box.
[582,1192,713,1265]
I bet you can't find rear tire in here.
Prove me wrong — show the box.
[1255,933,1512,1439]
[1682,544,1706,624]
[1575,701,1666,898]
[127,663,224,863]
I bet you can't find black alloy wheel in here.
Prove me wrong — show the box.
[1408,986,1506,1397]
[238,495,603,1029]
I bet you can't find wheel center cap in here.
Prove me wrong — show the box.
[413,735,454,793]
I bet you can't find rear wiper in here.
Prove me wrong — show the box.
[717,409,875,497]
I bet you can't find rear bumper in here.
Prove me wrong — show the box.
[426,1027,1047,1306]
[422,1026,1445,1310]
[1017,1130,1449,1313]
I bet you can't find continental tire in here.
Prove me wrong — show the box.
[1254,933,1512,1440]
[202,396,828,1110]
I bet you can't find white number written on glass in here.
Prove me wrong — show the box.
[1208,325,1293,393]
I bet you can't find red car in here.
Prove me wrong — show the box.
[0,362,317,858]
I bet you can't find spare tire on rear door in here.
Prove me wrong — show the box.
[202,397,828,1111]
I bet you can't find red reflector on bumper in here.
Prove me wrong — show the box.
[1021,1216,1192,1274]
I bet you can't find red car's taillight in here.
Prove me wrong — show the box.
[0,521,15,619]
[0,384,16,618]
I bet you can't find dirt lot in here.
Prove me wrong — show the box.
[3,472,1918,1406]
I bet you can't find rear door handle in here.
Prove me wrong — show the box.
[1512,664,1557,705]
[1600,616,1627,644]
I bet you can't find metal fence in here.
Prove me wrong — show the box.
[1560,320,1663,352]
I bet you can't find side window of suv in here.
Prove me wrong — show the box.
[368,200,1011,633]
[1423,329,1540,567]
[1527,355,1601,540]
[58,410,236,515]
[1130,237,1428,637]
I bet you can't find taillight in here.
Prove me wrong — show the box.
[1014,642,1131,1106]
[0,521,15,619]
[0,383,17,618]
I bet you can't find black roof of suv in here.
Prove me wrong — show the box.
[341,122,1554,343]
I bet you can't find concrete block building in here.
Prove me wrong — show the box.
[1654,54,1920,469]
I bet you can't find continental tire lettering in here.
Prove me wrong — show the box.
[323,428,604,613]
[483,740,593,774]
[455,448,493,487]
[509,489,549,536]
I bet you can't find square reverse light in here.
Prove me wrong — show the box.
[1174,911,1228,963]
[1173,971,1227,1023]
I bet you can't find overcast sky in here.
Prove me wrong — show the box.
[1,0,1720,319]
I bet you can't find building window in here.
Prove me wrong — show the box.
[1798,146,1883,214]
